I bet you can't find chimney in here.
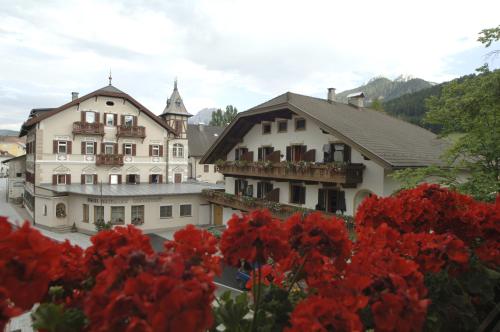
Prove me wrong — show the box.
[327,88,336,102]
[71,92,79,101]
[347,92,365,108]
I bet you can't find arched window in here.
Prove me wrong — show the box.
[173,143,184,158]
[56,203,66,218]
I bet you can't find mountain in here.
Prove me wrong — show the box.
[336,76,434,104]
[188,108,217,124]
[0,129,19,136]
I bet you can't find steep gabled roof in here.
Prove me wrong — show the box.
[160,80,193,117]
[201,92,449,168]
[187,124,224,157]
[20,85,176,137]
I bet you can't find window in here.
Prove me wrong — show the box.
[287,145,306,162]
[43,205,47,216]
[277,120,288,133]
[295,118,306,131]
[160,205,173,219]
[105,144,114,155]
[333,144,345,163]
[126,174,139,184]
[235,179,249,196]
[151,174,161,184]
[204,164,209,173]
[258,146,274,161]
[257,182,273,199]
[83,204,89,223]
[290,184,306,204]
[85,142,94,155]
[106,101,114,106]
[131,205,144,225]
[152,145,160,157]
[110,206,125,224]
[323,143,351,163]
[124,144,133,156]
[180,204,192,217]
[16,173,22,178]
[94,206,104,223]
[124,115,134,127]
[85,112,95,123]
[262,122,271,134]
[110,174,119,184]
[234,147,248,161]
[105,113,115,126]
[174,120,182,132]
[56,203,66,218]
[84,174,94,184]
[57,174,66,185]
[58,141,67,154]
[172,143,183,158]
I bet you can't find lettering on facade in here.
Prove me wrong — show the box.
[87,198,129,204]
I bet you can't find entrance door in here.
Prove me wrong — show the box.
[213,205,223,226]
[174,173,182,183]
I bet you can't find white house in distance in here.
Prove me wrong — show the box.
[187,124,224,184]
[200,88,448,225]
[18,79,220,233]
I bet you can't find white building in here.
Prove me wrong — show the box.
[3,154,26,203]
[18,80,220,233]
[201,89,448,225]
[187,124,224,184]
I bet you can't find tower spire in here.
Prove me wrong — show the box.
[174,77,178,91]
[108,69,112,86]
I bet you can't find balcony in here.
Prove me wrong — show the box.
[216,161,365,185]
[72,121,104,135]
[202,189,354,228]
[96,154,124,166]
[117,125,146,139]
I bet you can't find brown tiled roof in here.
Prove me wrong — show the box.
[201,92,449,168]
[20,85,176,136]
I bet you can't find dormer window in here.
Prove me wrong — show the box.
[175,99,181,106]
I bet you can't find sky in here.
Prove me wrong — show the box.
[0,0,499,131]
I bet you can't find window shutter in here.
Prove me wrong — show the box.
[136,175,140,184]
[81,174,85,184]
[95,112,100,123]
[120,115,125,126]
[149,175,152,184]
[101,143,105,154]
[114,143,118,154]
[258,148,262,161]
[235,149,239,161]
[66,174,71,184]
[81,111,85,122]
[53,140,58,154]
[300,145,307,160]
[132,144,136,156]
[257,182,262,198]
[113,114,118,125]
[343,145,351,163]
[300,187,306,204]
[317,189,326,211]
[122,144,126,155]
[338,191,346,213]
[94,174,98,184]
[133,116,138,126]
[117,175,122,184]
[149,145,152,156]
[52,174,57,185]
[159,145,163,157]
[304,149,316,162]
[67,141,72,154]
[286,146,291,161]
[81,142,85,155]
[159,175,163,183]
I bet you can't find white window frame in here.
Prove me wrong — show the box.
[173,143,183,158]
[83,204,89,223]
[85,112,95,123]
[105,113,114,126]
[124,115,134,127]
[124,143,133,156]
[131,205,144,223]
[110,206,125,224]
[180,204,192,217]
[160,205,173,219]
[105,144,114,155]
[57,141,67,154]
[57,174,66,185]
[84,174,94,185]
[152,145,160,157]
[85,141,94,155]
[110,174,119,184]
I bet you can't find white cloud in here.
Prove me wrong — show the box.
[0,0,499,130]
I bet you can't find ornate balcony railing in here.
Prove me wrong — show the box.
[215,161,365,185]
[96,154,124,166]
[202,189,354,228]
[72,121,104,135]
[117,125,146,138]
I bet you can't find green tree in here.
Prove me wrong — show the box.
[393,28,500,201]
[370,97,384,112]
[209,105,238,126]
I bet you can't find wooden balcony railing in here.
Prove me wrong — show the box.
[96,154,124,166]
[216,161,365,185]
[72,121,104,135]
[202,189,354,228]
[117,125,146,138]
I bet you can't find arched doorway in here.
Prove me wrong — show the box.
[353,189,373,215]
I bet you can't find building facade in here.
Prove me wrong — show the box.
[3,155,26,203]
[19,81,219,233]
[201,89,448,225]
[187,124,224,183]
